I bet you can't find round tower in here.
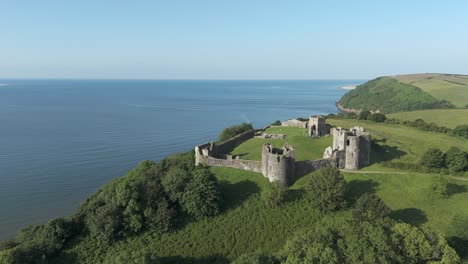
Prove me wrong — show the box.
[261,143,295,186]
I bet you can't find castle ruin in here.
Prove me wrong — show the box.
[194,117,371,186]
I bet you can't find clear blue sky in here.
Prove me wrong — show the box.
[1,0,467,79]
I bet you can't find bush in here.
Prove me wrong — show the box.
[445,147,467,173]
[353,193,391,221]
[368,113,387,122]
[432,175,449,198]
[271,120,281,126]
[421,148,446,169]
[218,123,253,142]
[451,124,468,139]
[261,182,287,208]
[357,110,371,120]
[305,168,347,212]
[180,168,220,220]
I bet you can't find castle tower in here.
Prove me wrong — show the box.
[308,116,327,137]
[344,133,371,170]
[262,143,295,186]
[332,127,347,150]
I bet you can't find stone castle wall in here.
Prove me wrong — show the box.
[197,154,262,173]
[295,158,338,177]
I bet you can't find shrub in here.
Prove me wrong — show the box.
[432,175,449,198]
[357,110,371,120]
[271,120,281,126]
[180,168,220,220]
[352,193,391,221]
[261,182,286,208]
[445,147,467,173]
[218,123,253,142]
[451,124,468,139]
[368,113,387,122]
[305,168,346,212]
[421,148,446,169]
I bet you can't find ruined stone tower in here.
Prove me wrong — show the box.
[262,143,296,186]
[327,126,371,170]
[308,116,327,137]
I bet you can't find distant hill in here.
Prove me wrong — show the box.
[339,73,468,113]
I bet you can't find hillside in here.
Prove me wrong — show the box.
[2,118,467,263]
[393,73,468,108]
[338,74,465,113]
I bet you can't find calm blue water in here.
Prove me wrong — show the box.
[0,80,359,239]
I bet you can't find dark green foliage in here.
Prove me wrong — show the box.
[102,249,158,264]
[452,124,468,139]
[232,252,279,264]
[357,110,371,120]
[305,168,346,212]
[432,175,449,198]
[278,217,459,264]
[271,120,281,126]
[353,193,391,221]
[368,113,387,122]
[0,218,77,263]
[218,123,253,142]
[180,168,220,220]
[445,147,468,173]
[421,148,446,169]
[261,182,286,208]
[339,77,454,113]
[161,167,190,202]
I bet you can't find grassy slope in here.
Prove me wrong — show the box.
[338,77,441,113]
[55,120,468,263]
[230,127,331,161]
[392,73,468,108]
[388,109,468,128]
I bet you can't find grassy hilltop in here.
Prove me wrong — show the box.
[339,73,468,113]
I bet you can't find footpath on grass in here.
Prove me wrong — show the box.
[340,169,468,181]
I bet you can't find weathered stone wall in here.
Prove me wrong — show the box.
[281,119,307,128]
[295,158,338,177]
[210,130,257,157]
[261,143,296,186]
[332,127,347,151]
[308,116,329,137]
[197,155,262,173]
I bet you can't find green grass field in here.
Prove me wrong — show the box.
[230,126,331,161]
[388,109,468,128]
[392,74,468,108]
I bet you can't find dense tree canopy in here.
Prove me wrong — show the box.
[305,168,347,212]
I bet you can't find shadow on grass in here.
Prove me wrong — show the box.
[448,183,467,196]
[345,179,380,203]
[390,208,427,226]
[159,254,229,264]
[218,180,260,210]
[448,236,468,260]
[370,141,407,164]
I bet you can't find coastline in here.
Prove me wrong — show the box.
[336,101,359,113]
[339,85,356,90]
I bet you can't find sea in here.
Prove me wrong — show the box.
[0,79,362,240]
